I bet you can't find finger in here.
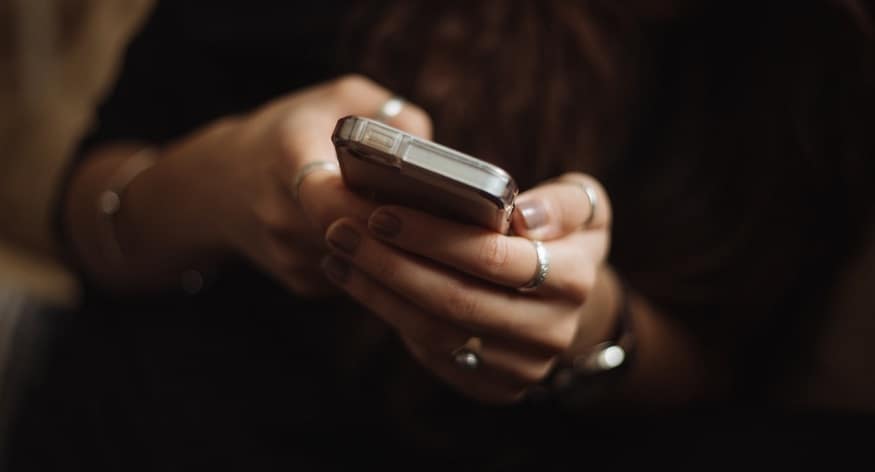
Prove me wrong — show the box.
[320,253,560,396]
[314,74,432,139]
[297,172,379,230]
[419,334,558,388]
[368,206,607,300]
[292,75,432,226]
[372,98,433,140]
[319,253,468,343]
[511,172,612,241]
[324,219,579,353]
[322,256,553,389]
[403,338,527,405]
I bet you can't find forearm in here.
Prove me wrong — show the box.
[567,266,713,407]
[64,143,226,293]
[617,281,713,405]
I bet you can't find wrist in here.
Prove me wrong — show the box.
[562,265,624,364]
[67,143,227,293]
[529,265,637,410]
[120,144,231,273]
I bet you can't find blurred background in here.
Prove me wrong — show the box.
[2,1,873,470]
[0,0,153,464]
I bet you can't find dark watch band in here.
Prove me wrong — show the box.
[528,276,636,410]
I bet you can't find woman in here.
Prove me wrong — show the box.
[17,0,875,469]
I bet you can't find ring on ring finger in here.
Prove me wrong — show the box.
[452,337,483,370]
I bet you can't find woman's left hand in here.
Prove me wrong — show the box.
[321,172,615,404]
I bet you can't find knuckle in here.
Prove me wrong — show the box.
[305,175,346,227]
[275,120,306,163]
[401,106,433,137]
[478,234,510,276]
[257,204,292,235]
[515,360,555,385]
[560,171,593,184]
[564,267,596,305]
[372,256,401,285]
[564,280,590,305]
[330,74,374,100]
[443,282,480,323]
[538,318,578,354]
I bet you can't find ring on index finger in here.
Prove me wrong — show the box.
[291,160,339,203]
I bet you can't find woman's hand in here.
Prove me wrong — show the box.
[182,75,435,295]
[321,173,616,403]
[69,75,431,294]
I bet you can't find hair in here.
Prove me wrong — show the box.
[344,1,646,188]
[345,0,875,398]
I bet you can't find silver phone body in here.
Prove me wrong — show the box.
[331,116,518,233]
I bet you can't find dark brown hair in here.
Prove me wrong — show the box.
[345,1,875,397]
[345,1,644,187]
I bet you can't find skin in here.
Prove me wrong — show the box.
[66,75,710,406]
[321,175,614,403]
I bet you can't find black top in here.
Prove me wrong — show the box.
[10,2,875,470]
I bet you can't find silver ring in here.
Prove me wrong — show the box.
[558,180,598,227]
[375,96,405,122]
[452,337,482,370]
[581,185,598,227]
[518,240,550,292]
[291,161,339,202]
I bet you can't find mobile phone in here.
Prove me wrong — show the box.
[331,116,518,233]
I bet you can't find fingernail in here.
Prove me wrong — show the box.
[369,210,401,238]
[321,255,349,284]
[326,224,361,255]
[517,199,548,230]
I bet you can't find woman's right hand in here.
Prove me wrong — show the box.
[70,75,431,295]
[181,75,432,295]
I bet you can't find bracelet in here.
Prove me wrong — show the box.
[97,148,158,268]
[530,274,636,410]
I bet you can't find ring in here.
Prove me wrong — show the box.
[558,179,598,227]
[291,160,339,203]
[452,337,482,370]
[581,185,598,227]
[518,240,550,292]
[375,96,405,122]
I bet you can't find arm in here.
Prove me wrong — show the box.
[63,75,432,295]
[580,266,712,406]
[515,178,715,406]
[65,141,224,292]
[320,173,716,406]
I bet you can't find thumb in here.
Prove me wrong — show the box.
[511,173,610,240]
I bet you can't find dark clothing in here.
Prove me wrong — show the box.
[9,1,875,470]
